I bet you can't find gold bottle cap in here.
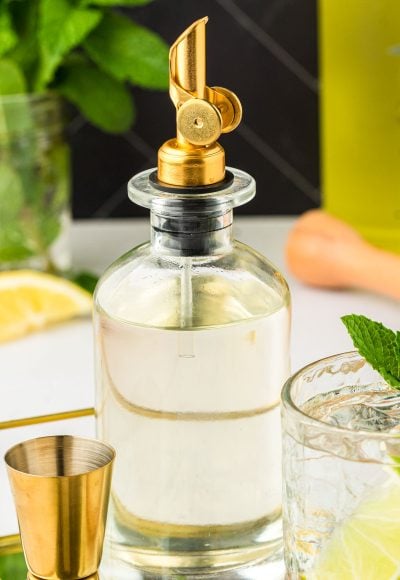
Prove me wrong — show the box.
[157,17,242,188]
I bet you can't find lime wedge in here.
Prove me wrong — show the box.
[310,477,400,579]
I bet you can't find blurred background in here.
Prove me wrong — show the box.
[70,0,319,219]
[0,0,398,276]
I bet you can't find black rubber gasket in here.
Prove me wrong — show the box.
[149,170,234,194]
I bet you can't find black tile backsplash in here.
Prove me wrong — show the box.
[70,0,319,218]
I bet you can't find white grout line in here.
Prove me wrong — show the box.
[122,130,157,161]
[92,183,128,218]
[91,159,154,218]
[238,123,319,203]
[92,122,319,217]
[216,0,319,93]
[90,132,157,217]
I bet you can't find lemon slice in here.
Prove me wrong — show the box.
[310,477,400,579]
[0,270,92,342]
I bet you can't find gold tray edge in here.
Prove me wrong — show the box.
[0,407,95,430]
[0,533,22,556]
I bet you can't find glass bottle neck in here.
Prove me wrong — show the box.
[150,210,233,256]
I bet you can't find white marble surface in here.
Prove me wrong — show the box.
[1,216,399,537]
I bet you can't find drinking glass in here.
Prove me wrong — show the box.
[282,351,400,578]
[0,94,71,272]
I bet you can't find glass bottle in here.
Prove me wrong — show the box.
[320,0,400,253]
[94,17,290,576]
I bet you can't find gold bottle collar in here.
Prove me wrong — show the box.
[157,17,242,187]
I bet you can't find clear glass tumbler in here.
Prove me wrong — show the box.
[282,351,400,579]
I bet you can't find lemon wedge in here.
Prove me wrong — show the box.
[310,477,400,579]
[0,270,92,342]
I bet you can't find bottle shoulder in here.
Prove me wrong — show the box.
[95,240,290,328]
[97,239,288,284]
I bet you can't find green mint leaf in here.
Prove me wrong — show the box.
[70,271,99,294]
[47,142,71,208]
[0,4,18,58]
[0,551,27,579]
[37,0,102,89]
[0,162,34,262]
[57,62,135,132]
[0,59,27,95]
[0,90,33,138]
[0,242,34,262]
[84,12,168,90]
[36,209,62,248]
[30,141,70,250]
[342,314,400,388]
[0,162,24,221]
[8,0,40,90]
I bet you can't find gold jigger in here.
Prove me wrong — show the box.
[5,435,115,580]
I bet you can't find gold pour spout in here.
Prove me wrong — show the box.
[170,17,207,104]
[157,17,242,187]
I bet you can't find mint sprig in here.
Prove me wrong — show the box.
[342,314,400,388]
[1,0,168,132]
[0,551,27,580]
[0,0,168,269]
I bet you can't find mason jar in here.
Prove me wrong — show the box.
[0,93,71,272]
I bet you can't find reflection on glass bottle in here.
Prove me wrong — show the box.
[94,17,290,575]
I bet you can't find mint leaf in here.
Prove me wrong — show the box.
[38,212,62,247]
[0,4,18,58]
[0,162,34,261]
[71,271,99,293]
[342,314,400,388]
[0,243,34,262]
[84,12,168,89]
[37,0,102,89]
[48,142,71,208]
[8,1,40,90]
[0,59,27,95]
[0,91,33,137]
[0,162,25,221]
[31,141,70,250]
[0,551,27,579]
[58,62,135,132]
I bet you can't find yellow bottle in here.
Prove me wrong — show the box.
[319,0,400,253]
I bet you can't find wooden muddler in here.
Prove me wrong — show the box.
[286,210,400,301]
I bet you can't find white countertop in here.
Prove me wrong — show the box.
[1,216,399,537]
